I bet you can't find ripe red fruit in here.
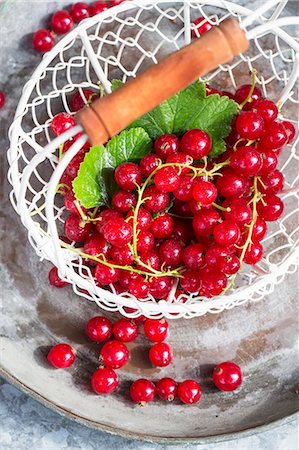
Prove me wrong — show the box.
[86,316,113,342]
[48,266,68,288]
[159,239,184,267]
[149,342,173,367]
[180,270,201,293]
[156,377,177,401]
[236,111,264,140]
[91,367,118,394]
[64,214,93,242]
[143,319,169,342]
[70,2,90,22]
[150,213,174,239]
[110,245,134,265]
[181,129,212,159]
[114,162,142,191]
[139,249,161,272]
[258,151,278,176]
[32,29,55,52]
[129,275,150,298]
[51,10,74,34]
[192,179,217,205]
[213,220,240,246]
[136,230,154,253]
[89,1,109,16]
[51,112,76,136]
[95,262,119,285]
[70,89,97,111]
[100,340,129,369]
[166,152,193,173]
[260,121,288,150]
[213,361,243,391]
[113,318,138,342]
[170,219,192,242]
[64,189,85,215]
[95,209,123,234]
[200,269,227,296]
[154,167,180,193]
[223,198,252,225]
[126,207,152,231]
[242,242,263,264]
[230,146,262,176]
[234,84,262,108]
[130,379,156,405]
[205,245,231,268]
[47,343,76,368]
[256,195,284,221]
[216,168,248,198]
[142,186,170,213]
[192,16,213,37]
[252,98,278,122]
[192,208,221,236]
[83,233,110,262]
[149,276,173,298]
[154,134,180,159]
[281,120,296,144]
[111,190,137,213]
[102,218,132,247]
[177,380,202,404]
[258,170,284,194]
[119,270,139,289]
[219,254,240,275]
[182,243,206,269]
[139,154,161,177]
[173,174,197,202]
[66,149,87,179]
[250,217,267,242]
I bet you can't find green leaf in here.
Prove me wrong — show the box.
[73,128,152,208]
[126,81,237,157]
[111,79,124,91]
[73,145,108,209]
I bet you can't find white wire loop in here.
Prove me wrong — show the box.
[7,0,299,319]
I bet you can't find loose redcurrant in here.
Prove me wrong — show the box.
[113,318,138,342]
[192,16,213,37]
[181,129,212,159]
[177,380,202,404]
[149,342,173,367]
[143,319,169,342]
[70,2,90,22]
[86,316,113,342]
[51,112,76,136]
[48,266,68,288]
[100,340,129,369]
[47,343,76,368]
[91,367,118,394]
[130,379,156,405]
[213,361,243,391]
[32,29,55,52]
[51,10,74,34]
[156,377,177,401]
[89,1,109,16]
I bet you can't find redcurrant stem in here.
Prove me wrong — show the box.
[169,212,193,220]
[212,202,231,212]
[58,144,64,160]
[239,69,257,109]
[56,182,70,193]
[74,200,88,222]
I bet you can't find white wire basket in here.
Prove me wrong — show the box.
[7,0,299,319]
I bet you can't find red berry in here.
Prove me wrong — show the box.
[70,2,90,22]
[192,16,213,37]
[129,275,150,298]
[113,318,138,342]
[154,134,180,159]
[182,243,206,269]
[100,340,129,369]
[130,379,156,405]
[110,244,134,265]
[181,129,212,159]
[102,218,132,247]
[205,245,231,267]
[236,111,264,140]
[66,149,87,179]
[193,208,221,236]
[223,198,252,225]
[258,170,284,194]
[150,213,174,239]
[258,151,278,176]
[95,262,119,284]
[86,316,113,342]
[51,112,76,136]
[159,239,184,267]
[119,270,139,289]
[114,162,142,191]
[47,343,76,368]
[89,1,109,16]
[0,90,5,109]
[206,85,222,96]
[213,361,243,391]
[111,190,137,213]
[70,89,97,111]
[136,230,154,253]
[252,99,278,123]
[143,319,169,342]
[230,146,262,176]
[180,270,201,293]
[216,168,248,198]
[213,220,240,246]
[139,249,161,272]
[234,84,262,108]
[260,121,288,150]
[32,29,55,52]
[149,276,173,299]
[173,174,197,202]
[242,242,263,264]
[154,166,180,193]
[177,380,202,404]
[126,207,152,231]
[281,120,296,144]
[139,154,161,177]
[64,189,85,215]
[95,209,123,234]
[48,266,68,288]
[256,194,284,221]
[142,186,170,213]
[83,233,110,262]
[64,214,92,242]
[200,269,227,296]
[251,217,267,242]
[219,254,240,275]
[192,179,217,205]
[173,200,193,217]
[166,152,193,173]
[156,377,177,401]
[149,342,173,367]
[91,367,118,394]
[170,219,192,242]
[51,10,74,34]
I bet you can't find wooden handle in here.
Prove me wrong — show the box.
[76,18,248,146]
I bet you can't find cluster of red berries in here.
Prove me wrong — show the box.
[32,1,125,52]
[49,79,296,303]
[47,315,243,405]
